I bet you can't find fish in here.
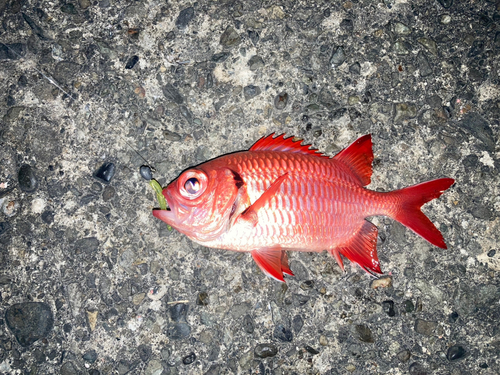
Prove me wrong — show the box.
[152,134,455,282]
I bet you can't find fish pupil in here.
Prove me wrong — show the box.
[185,178,200,194]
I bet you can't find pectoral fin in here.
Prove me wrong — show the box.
[238,173,288,226]
[251,247,294,282]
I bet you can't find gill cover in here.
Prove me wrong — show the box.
[153,167,242,242]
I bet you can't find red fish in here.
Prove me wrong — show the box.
[153,134,454,282]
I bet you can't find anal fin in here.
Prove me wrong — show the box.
[251,247,294,282]
[329,220,382,275]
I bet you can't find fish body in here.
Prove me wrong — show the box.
[153,134,454,281]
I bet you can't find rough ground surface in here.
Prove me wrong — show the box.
[0,0,499,374]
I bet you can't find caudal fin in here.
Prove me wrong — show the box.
[390,178,455,249]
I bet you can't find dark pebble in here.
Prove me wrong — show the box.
[274,324,293,342]
[242,314,254,334]
[300,280,314,290]
[293,293,310,306]
[196,291,209,306]
[408,362,428,375]
[18,165,38,193]
[220,26,241,47]
[73,237,100,255]
[0,221,11,237]
[166,31,175,41]
[304,345,320,355]
[448,311,459,323]
[437,0,453,8]
[169,303,188,322]
[455,113,495,152]
[274,92,288,110]
[330,46,346,66]
[468,40,485,58]
[164,130,182,141]
[349,62,361,75]
[417,51,432,77]
[176,7,195,29]
[248,30,259,45]
[248,55,264,71]
[80,194,97,206]
[179,105,193,124]
[354,324,374,343]
[94,163,115,184]
[83,349,98,363]
[446,345,466,361]
[292,315,304,333]
[211,52,230,62]
[254,343,278,358]
[102,186,115,201]
[340,19,353,33]
[140,166,153,181]
[60,3,78,14]
[60,361,80,375]
[88,370,100,375]
[382,300,396,317]
[5,302,54,347]
[53,61,81,85]
[414,319,437,336]
[22,13,49,40]
[403,300,415,313]
[0,43,27,60]
[41,210,55,224]
[243,85,261,101]
[125,55,139,69]
[182,352,196,365]
[138,344,151,362]
[167,323,191,339]
[487,249,496,257]
[163,83,184,104]
[397,349,411,362]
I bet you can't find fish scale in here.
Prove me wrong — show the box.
[153,134,455,282]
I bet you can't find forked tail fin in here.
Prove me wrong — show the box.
[390,178,455,248]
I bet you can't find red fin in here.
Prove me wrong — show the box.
[281,251,294,276]
[333,134,373,186]
[250,133,328,157]
[331,220,382,274]
[251,248,293,282]
[390,178,455,249]
[239,174,288,225]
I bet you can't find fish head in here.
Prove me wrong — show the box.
[152,166,241,243]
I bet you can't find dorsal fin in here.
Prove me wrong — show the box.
[249,133,328,158]
[333,134,373,186]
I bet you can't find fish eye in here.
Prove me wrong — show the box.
[179,170,208,199]
[184,178,200,194]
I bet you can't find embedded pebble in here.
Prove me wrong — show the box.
[94,162,115,184]
[414,319,437,336]
[248,55,264,71]
[5,302,54,347]
[18,165,38,192]
[254,343,278,358]
[274,92,288,110]
[243,85,261,101]
[330,46,346,66]
[182,352,196,365]
[125,55,139,69]
[447,345,466,361]
[140,165,153,181]
[220,26,241,47]
[176,7,194,29]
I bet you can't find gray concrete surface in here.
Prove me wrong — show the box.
[0,0,499,374]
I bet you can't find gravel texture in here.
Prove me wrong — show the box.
[0,0,499,374]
